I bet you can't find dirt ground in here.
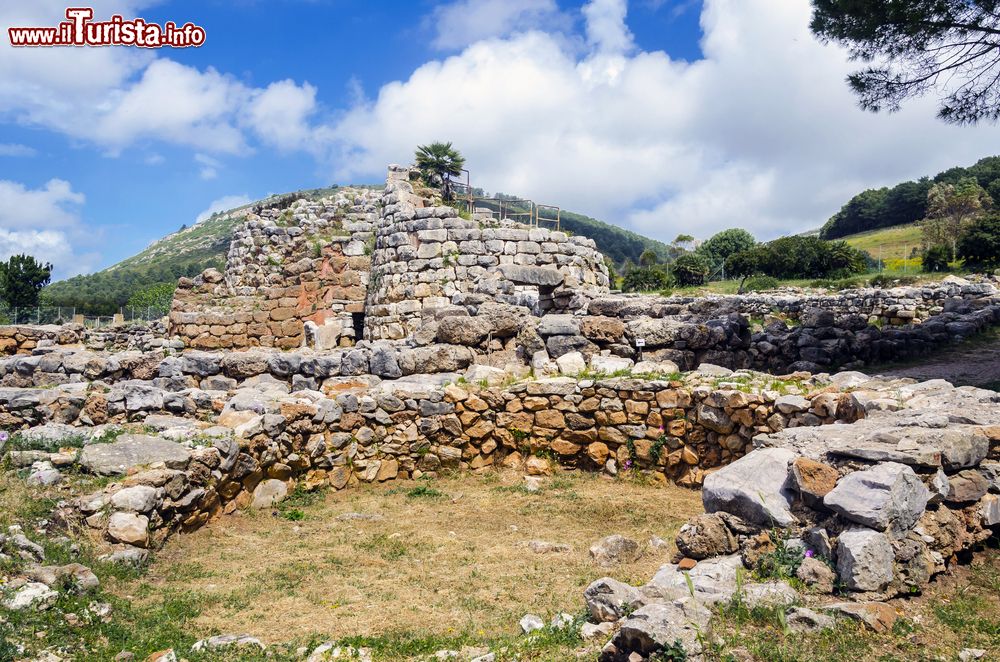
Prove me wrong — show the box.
[124,470,703,645]
[867,328,1000,389]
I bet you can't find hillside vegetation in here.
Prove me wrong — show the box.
[841,222,924,265]
[42,186,673,314]
[822,155,1000,239]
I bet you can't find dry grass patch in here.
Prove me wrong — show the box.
[126,470,702,645]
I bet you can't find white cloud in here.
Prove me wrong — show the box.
[428,0,567,50]
[324,0,1000,245]
[244,79,318,151]
[582,0,633,53]
[0,144,37,157]
[195,195,252,224]
[0,1,316,157]
[92,59,249,155]
[195,153,221,180]
[0,179,83,230]
[0,178,97,277]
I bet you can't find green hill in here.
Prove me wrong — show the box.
[41,187,673,315]
[821,156,1000,240]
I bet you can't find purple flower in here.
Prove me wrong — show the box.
[804,549,814,558]
[0,431,8,443]
[623,459,633,470]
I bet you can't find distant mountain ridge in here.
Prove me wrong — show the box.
[42,185,672,314]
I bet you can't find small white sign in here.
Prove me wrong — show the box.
[635,338,646,347]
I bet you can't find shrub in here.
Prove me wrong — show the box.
[741,275,779,292]
[726,235,869,281]
[809,276,863,290]
[869,274,918,288]
[621,266,673,292]
[670,253,711,286]
[921,244,951,272]
[958,212,1000,270]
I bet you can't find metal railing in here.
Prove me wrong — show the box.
[448,174,560,230]
[0,305,170,328]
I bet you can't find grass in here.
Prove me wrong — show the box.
[2,469,999,661]
[125,470,702,647]
[841,222,925,264]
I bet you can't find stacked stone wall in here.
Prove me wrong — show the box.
[169,190,377,350]
[694,280,994,324]
[0,325,82,356]
[539,283,1000,373]
[1,370,874,548]
[364,165,610,341]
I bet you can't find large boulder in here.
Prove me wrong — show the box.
[675,513,738,560]
[107,512,150,548]
[823,462,930,535]
[583,577,643,622]
[436,316,492,346]
[589,535,641,568]
[397,345,475,375]
[645,554,743,605]
[79,435,191,476]
[497,264,564,287]
[702,448,798,527]
[251,479,288,509]
[220,352,269,379]
[835,527,894,592]
[110,485,160,513]
[602,598,711,661]
[537,314,581,336]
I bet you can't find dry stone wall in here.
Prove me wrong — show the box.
[0,325,82,356]
[363,165,611,341]
[522,281,1000,374]
[0,368,873,549]
[668,278,998,326]
[169,189,378,350]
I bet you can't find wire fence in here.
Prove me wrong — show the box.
[0,305,170,328]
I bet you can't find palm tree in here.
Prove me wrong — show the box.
[415,142,466,201]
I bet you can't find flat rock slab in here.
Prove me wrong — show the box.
[824,462,929,534]
[78,435,190,476]
[702,447,798,527]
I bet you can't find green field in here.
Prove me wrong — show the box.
[842,222,924,268]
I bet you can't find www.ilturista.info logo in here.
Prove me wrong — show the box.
[8,7,206,48]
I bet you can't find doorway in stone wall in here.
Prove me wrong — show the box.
[352,312,365,342]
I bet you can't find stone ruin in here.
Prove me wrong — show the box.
[168,164,610,352]
[1,163,999,660]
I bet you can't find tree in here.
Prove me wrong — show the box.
[673,234,695,246]
[921,244,951,272]
[958,212,1000,269]
[696,228,757,267]
[0,254,52,308]
[126,282,177,312]
[671,253,711,286]
[812,0,1000,123]
[415,142,466,201]
[638,249,659,267]
[921,177,992,259]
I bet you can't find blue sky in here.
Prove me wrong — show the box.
[2,0,1000,280]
